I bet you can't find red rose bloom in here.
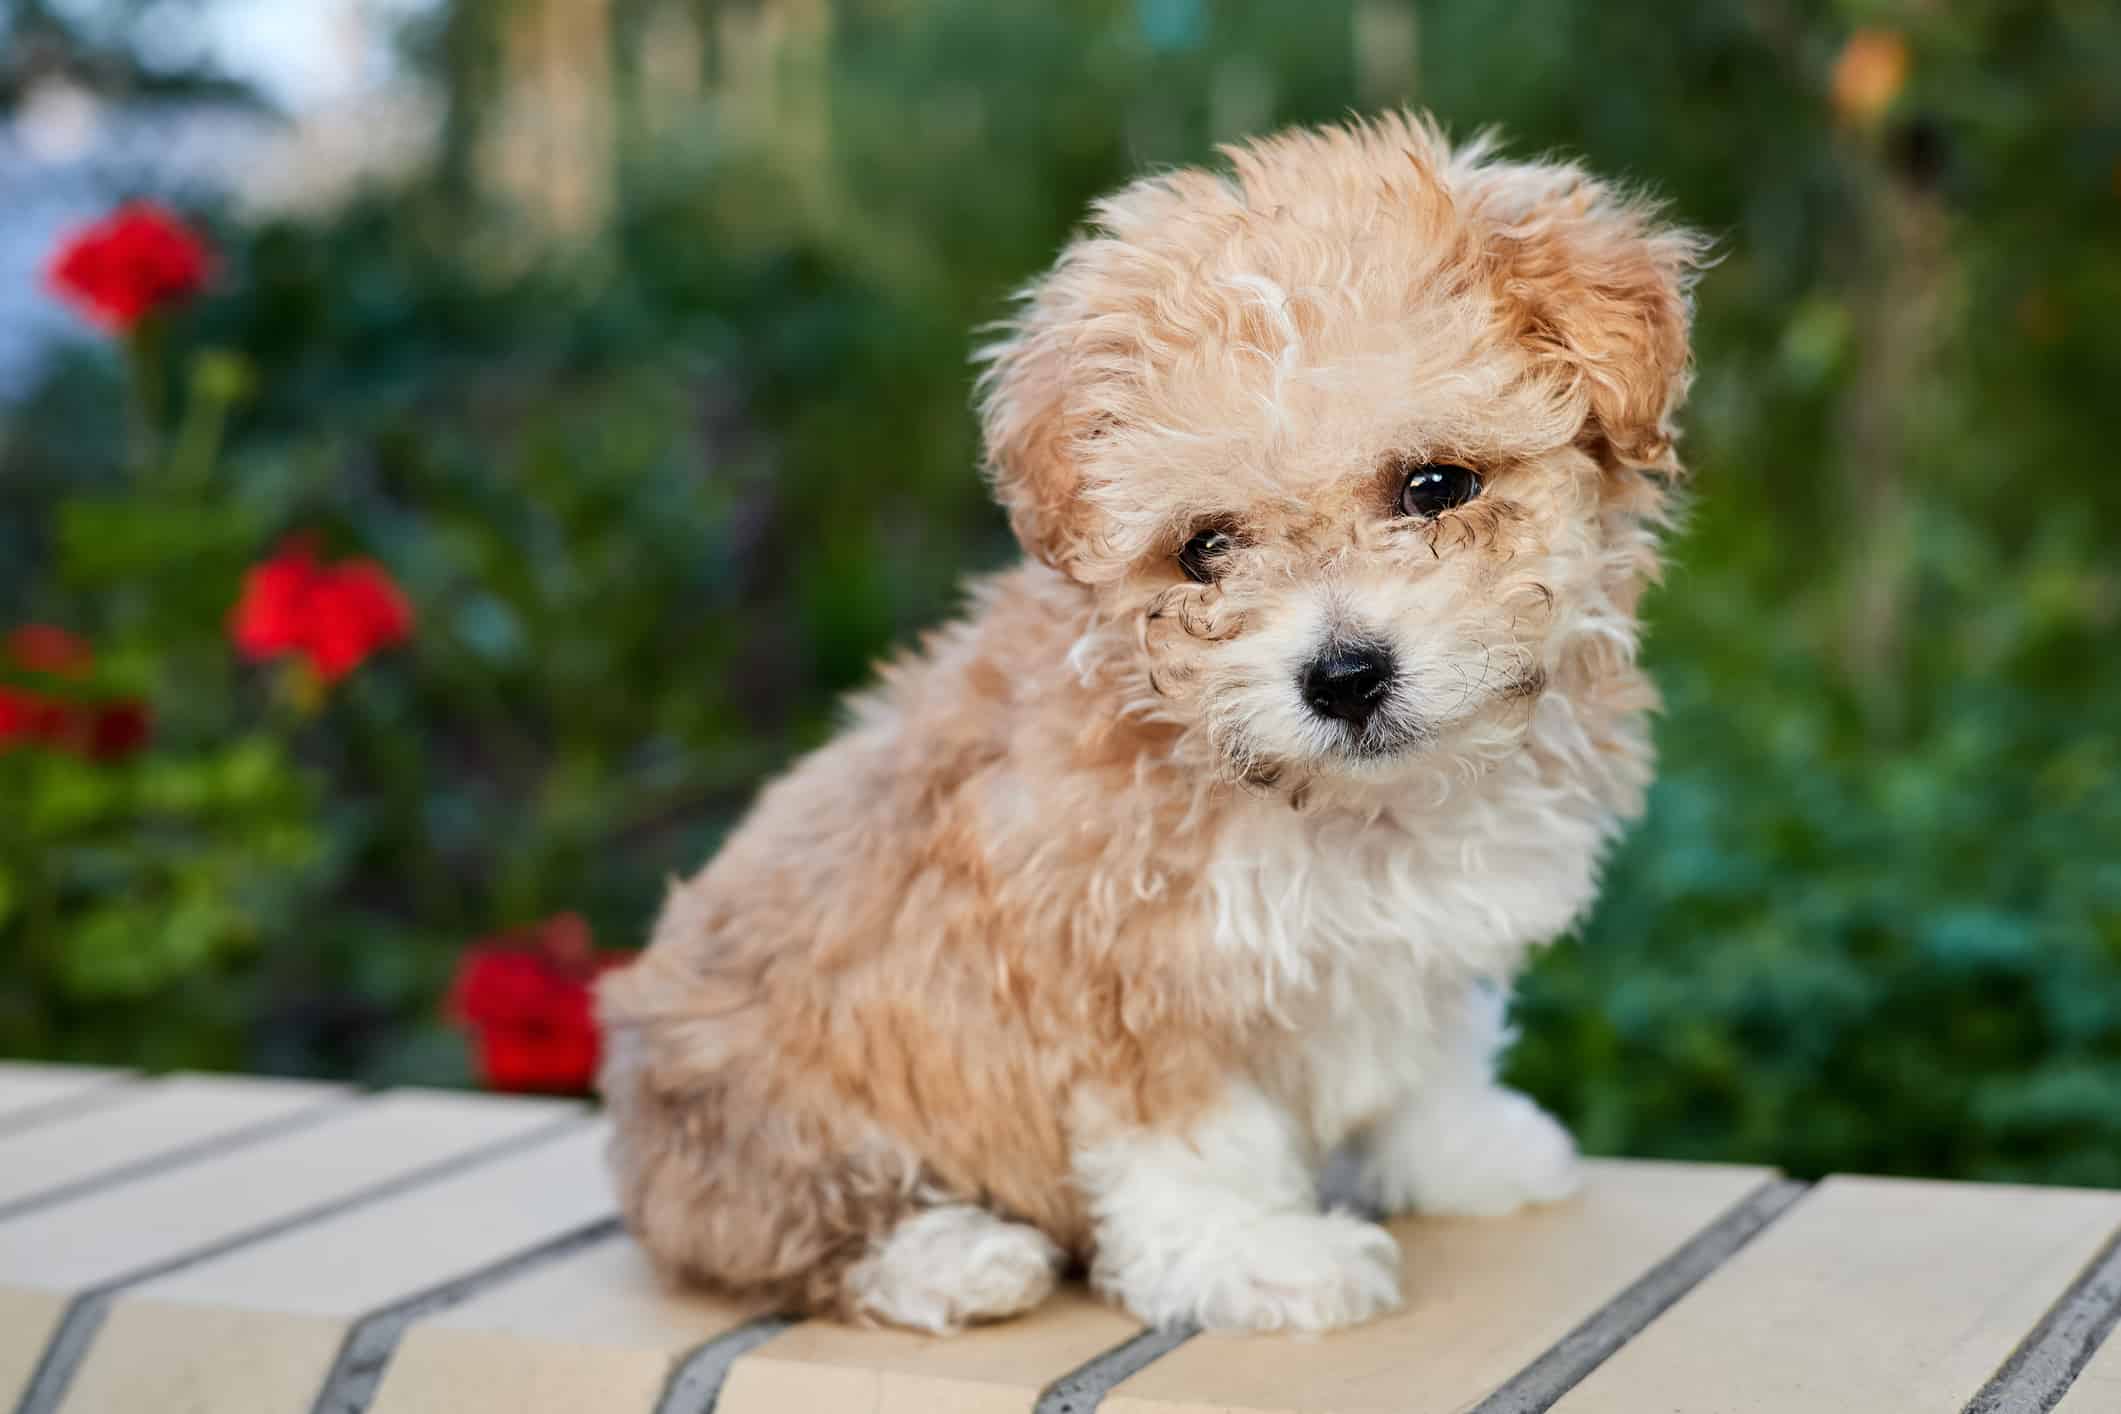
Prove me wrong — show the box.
[449,914,635,1094]
[0,622,152,761]
[0,687,54,747]
[0,686,146,759]
[231,540,414,683]
[6,625,95,677]
[229,545,316,656]
[47,202,213,331]
[83,700,154,761]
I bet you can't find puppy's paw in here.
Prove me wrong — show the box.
[1104,1211,1403,1334]
[1361,1084,1580,1218]
[847,1206,1063,1334]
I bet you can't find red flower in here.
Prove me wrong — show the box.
[47,202,213,332]
[448,914,635,1094]
[7,625,94,677]
[83,700,154,761]
[0,687,148,760]
[0,626,150,761]
[0,687,59,747]
[231,539,414,683]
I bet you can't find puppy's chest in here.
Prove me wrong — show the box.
[1207,776,1605,1143]
[1267,952,1443,1147]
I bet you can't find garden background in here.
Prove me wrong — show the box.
[2,0,2117,1186]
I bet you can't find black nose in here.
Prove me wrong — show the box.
[1302,643,1395,726]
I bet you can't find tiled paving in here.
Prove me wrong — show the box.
[0,1060,2115,1414]
[0,1066,128,1134]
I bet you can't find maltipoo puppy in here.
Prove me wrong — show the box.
[599,113,1702,1335]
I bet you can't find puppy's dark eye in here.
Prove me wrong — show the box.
[1177,528,1234,584]
[1398,463,1482,519]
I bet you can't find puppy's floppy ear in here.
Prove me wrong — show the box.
[978,171,1209,578]
[1461,157,1708,470]
[975,275,1106,577]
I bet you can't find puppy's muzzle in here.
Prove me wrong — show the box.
[1301,642,1395,727]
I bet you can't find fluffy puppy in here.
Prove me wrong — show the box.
[599,113,1703,1335]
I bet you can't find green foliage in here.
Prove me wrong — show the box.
[2,0,2117,1178]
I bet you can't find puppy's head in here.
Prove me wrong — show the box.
[978,115,1704,788]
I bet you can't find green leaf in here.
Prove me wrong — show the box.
[54,498,257,585]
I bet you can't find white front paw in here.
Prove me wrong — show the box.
[846,1207,1063,1333]
[1100,1211,1403,1334]
[1361,1086,1581,1218]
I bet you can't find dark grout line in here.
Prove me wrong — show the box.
[1962,1223,2121,1414]
[653,1315,801,1414]
[1035,1322,1201,1414]
[0,1092,359,1226]
[1465,1175,1813,1414]
[0,1074,143,1140]
[306,1215,628,1414]
[10,1110,593,1414]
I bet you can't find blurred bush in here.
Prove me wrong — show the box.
[2,0,2117,1180]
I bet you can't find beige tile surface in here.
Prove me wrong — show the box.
[719,1289,1142,1414]
[0,1089,575,1409]
[0,1063,126,1127]
[1552,1175,2121,1414]
[1103,1159,1774,1414]
[6,1078,2107,1414]
[0,1089,575,1293]
[2054,1323,2121,1414]
[370,1238,766,1414]
[0,1072,342,1210]
[0,1286,68,1411]
[56,1121,618,1414]
[61,1304,349,1414]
